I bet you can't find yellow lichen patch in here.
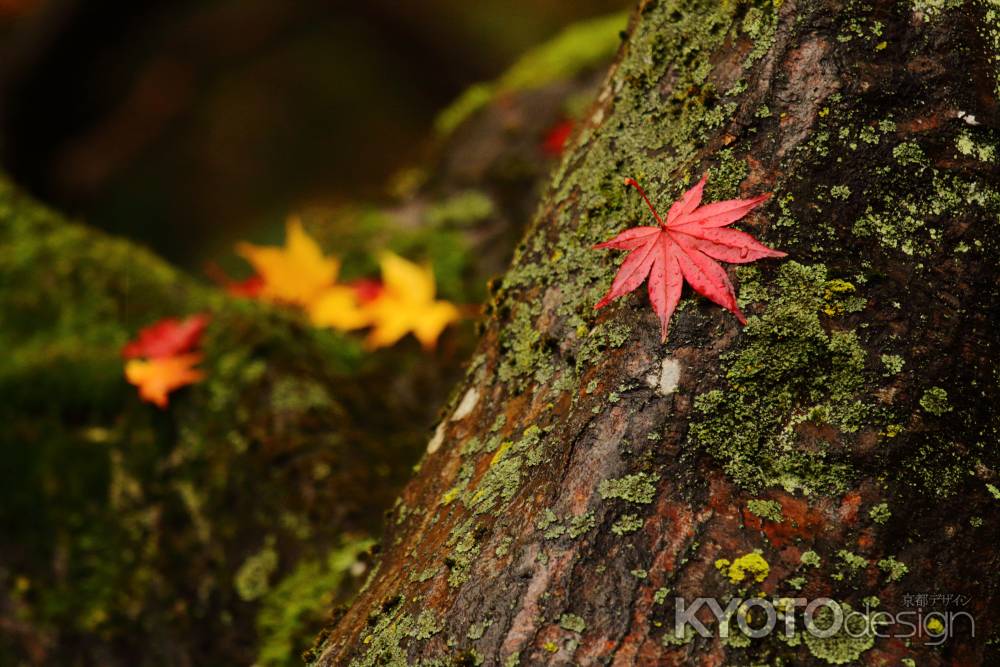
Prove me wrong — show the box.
[822,279,856,316]
[723,551,770,584]
[490,440,513,465]
[440,487,461,505]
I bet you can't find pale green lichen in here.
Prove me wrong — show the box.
[611,513,644,535]
[568,511,597,538]
[800,550,822,568]
[747,499,784,523]
[803,602,875,664]
[920,386,951,415]
[877,556,908,582]
[467,618,493,641]
[880,354,904,376]
[598,472,660,504]
[409,610,442,640]
[837,550,868,572]
[868,502,891,524]
[559,613,587,633]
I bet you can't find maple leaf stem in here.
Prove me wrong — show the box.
[623,177,666,229]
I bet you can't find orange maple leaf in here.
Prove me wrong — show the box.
[124,354,205,408]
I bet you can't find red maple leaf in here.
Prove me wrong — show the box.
[122,314,211,359]
[225,274,265,298]
[594,175,786,341]
[542,119,573,156]
[348,278,384,304]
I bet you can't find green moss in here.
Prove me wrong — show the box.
[741,2,780,67]
[235,540,280,601]
[463,425,547,515]
[852,173,1000,256]
[425,191,494,228]
[598,472,660,504]
[920,386,951,415]
[257,538,373,666]
[704,149,750,201]
[746,499,784,523]
[349,595,409,667]
[689,262,873,493]
[434,12,628,135]
[494,0,754,399]
[911,0,968,21]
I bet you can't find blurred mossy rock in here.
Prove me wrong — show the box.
[0,10,631,665]
[0,176,410,665]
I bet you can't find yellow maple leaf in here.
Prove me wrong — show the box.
[124,354,205,408]
[308,284,372,330]
[364,252,460,349]
[236,217,339,307]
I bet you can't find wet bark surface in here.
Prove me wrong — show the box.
[314,1,1000,665]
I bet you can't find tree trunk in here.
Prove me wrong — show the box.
[312,0,1000,665]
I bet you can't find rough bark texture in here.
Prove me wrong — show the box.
[0,15,621,665]
[314,0,1000,665]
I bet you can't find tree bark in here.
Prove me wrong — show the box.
[312,0,1000,665]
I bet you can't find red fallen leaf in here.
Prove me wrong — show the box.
[203,261,265,298]
[226,274,265,298]
[349,278,384,304]
[122,314,211,359]
[542,119,573,156]
[594,175,786,341]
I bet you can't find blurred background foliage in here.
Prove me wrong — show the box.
[0,1,628,665]
[0,0,624,267]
